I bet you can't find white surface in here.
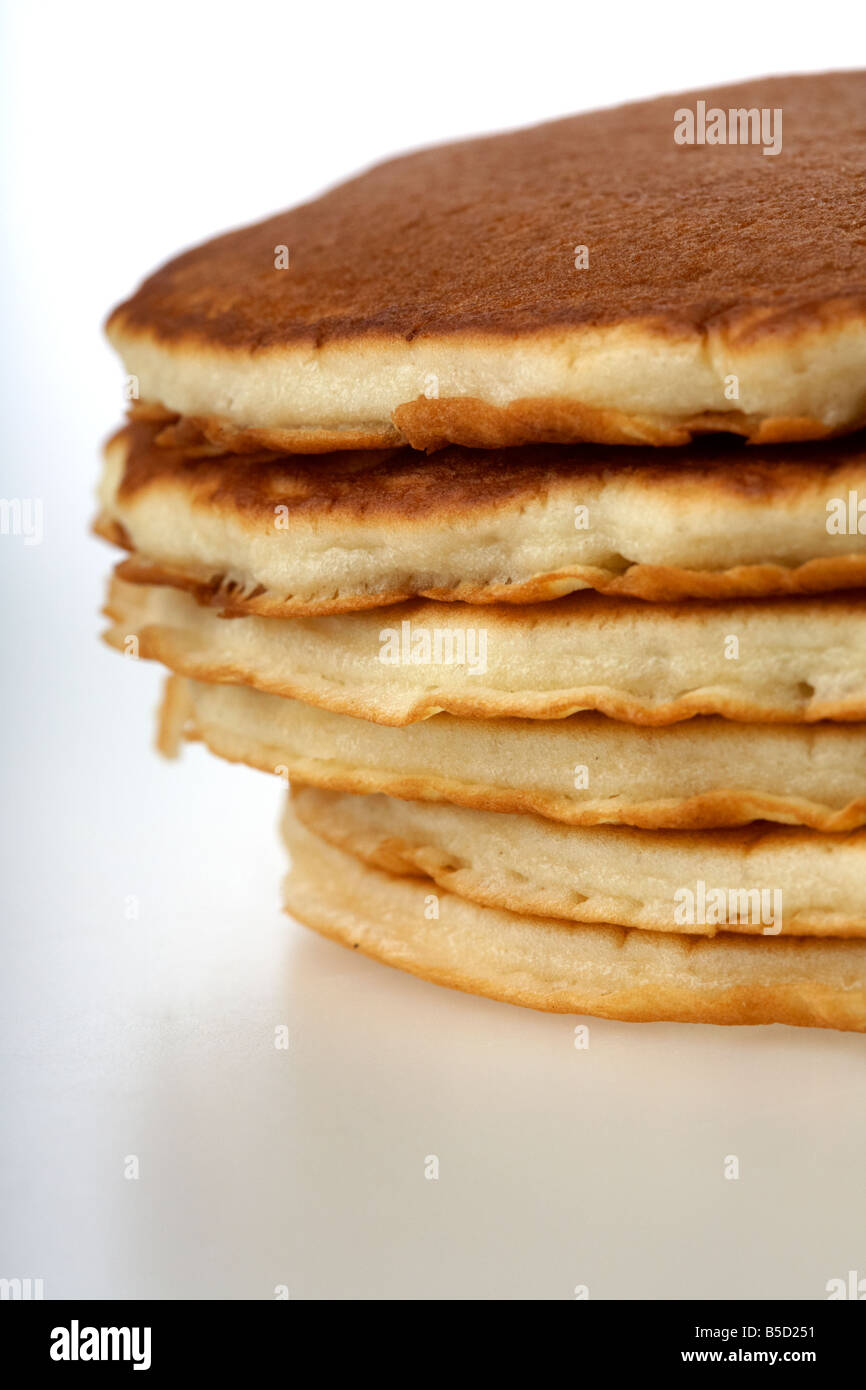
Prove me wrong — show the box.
[1,0,864,1300]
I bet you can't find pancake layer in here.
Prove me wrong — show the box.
[281,804,866,1030]
[97,423,866,610]
[290,785,866,938]
[104,575,866,726]
[169,675,866,832]
[107,74,866,450]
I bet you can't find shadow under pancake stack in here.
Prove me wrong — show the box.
[97,71,866,1031]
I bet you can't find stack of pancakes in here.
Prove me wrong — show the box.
[97,72,866,1031]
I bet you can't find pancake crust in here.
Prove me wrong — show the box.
[104,576,866,728]
[96,422,866,610]
[290,785,866,938]
[281,804,866,1030]
[165,674,866,832]
[106,73,866,449]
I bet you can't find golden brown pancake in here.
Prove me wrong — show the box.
[104,575,866,727]
[281,802,866,1030]
[96,422,866,611]
[289,784,866,938]
[106,73,866,451]
[163,673,866,832]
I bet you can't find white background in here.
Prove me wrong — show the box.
[1,0,864,1300]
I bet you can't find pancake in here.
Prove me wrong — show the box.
[104,575,866,727]
[96,423,866,610]
[281,803,866,1030]
[106,73,866,452]
[166,674,866,832]
[289,784,866,939]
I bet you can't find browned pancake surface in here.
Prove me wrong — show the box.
[108,73,866,351]
[114,420,866,523]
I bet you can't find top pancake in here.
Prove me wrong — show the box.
[106,72,866,452]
